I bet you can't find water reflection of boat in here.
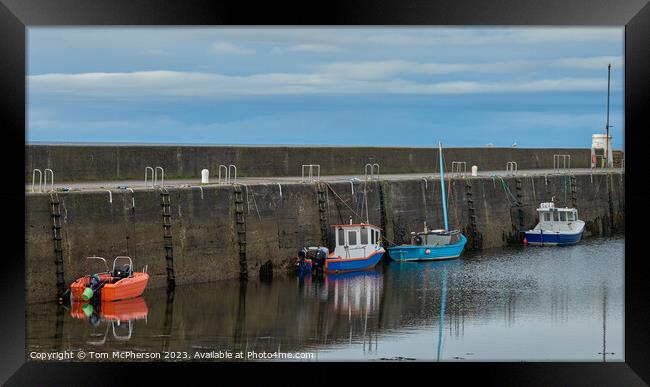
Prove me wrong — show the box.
[325,270,383,317]
[70,297,148,344]
[386,258,462,273]
[385,259,453,360]
[435,267,448,361]
[325,269,382,282]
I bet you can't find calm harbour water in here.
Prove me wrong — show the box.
[27,236,624,362]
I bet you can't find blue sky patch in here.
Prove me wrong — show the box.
[27,27,624,148]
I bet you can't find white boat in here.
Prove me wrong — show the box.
[524,202,585,246]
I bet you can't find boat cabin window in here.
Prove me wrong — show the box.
[348,231,357,246]
[375,230,380,243]
[543,212,551,221]
[559,211,566,221]
[337,229,345,246]
[552,210,559,221]
[371,230,376,244]
[360,228,368,244]
[567,212,574,221]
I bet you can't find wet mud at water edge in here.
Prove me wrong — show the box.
[26,237,623,361]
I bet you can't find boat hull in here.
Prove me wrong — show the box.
[70,272,149,302]
[70,296,148,321]
[524,230,583,246]
[387,234,467,261]
[324,250,384,273]
[101,273,149,301]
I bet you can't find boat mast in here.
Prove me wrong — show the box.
[438,141,449,231]
[604,63,611,168]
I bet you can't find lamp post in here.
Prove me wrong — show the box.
[604,63,611,168]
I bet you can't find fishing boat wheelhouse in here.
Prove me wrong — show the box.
[325,223,385,273]
[524,202,585,246]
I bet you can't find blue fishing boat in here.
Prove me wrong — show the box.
[326,223,385,273]
[387,142,467,261]
[295,223,384,274]
[524,201,585,246]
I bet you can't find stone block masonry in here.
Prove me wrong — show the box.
[25,171,624,303]
[25,144,609,182]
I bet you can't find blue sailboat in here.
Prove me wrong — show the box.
[387,142,467,261]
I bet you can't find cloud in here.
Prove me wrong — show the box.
[320,60,534,79]
[29,28,622,60]
[319,57,622,79]
[29,70,614,100]
[198,27,623,47]
[140,48,169,56]
[551,56,623,70]
[287,44,340,53]
[506,29,622,44]
[209,42,254,55]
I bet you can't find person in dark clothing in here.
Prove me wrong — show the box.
[313,246,329,272]
[296,248,309,272]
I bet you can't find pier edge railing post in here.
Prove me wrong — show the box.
[32,169,43,193]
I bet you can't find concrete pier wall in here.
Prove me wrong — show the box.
[25,144,602,182]
[25,171,624,303]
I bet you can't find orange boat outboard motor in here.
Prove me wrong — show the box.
[82,274,103,301]
[113,264,131,279]
[89,274,101,290]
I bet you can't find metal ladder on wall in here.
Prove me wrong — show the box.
[49,193,65,298]
[465,182,479,250]
[515,178,525,233]
[316,183,330,248]
[233,185,248,280]
[570,175,578,208]
[160,189,175,286]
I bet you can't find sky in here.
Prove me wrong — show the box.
[27,27,624,148]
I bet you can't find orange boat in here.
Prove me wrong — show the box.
[70,296,149,321]
[70,297,149,344]
[70,256,149,302]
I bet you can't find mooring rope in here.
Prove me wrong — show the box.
[324,181,397,246]
[323,182,365,223]
[491,175,518,205]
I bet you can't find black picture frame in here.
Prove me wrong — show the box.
[2,0,648,385]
